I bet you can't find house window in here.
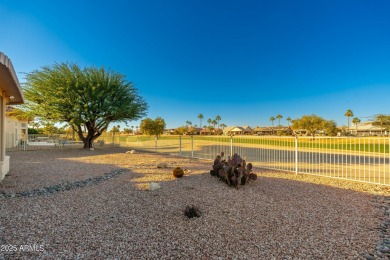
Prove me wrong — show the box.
[21,123,27,127]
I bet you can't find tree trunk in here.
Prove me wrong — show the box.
[72,122,106,150]
[83,136,95,149]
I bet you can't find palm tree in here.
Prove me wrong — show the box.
[207,118,212,127]
[276,114,283,126]
[185,121,192,133]
[374,114,387,136]
[352,117,361,136]
[269,116,275,134]
[219,123,227,135]
[344,109,354,133]
[286,117,292,127]
[212,119,217,129]
[215,115,221,129]
[198,114,204,129]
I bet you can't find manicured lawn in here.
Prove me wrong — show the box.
[118,135,390,154]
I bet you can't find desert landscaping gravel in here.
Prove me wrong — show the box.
[1,147,390,259]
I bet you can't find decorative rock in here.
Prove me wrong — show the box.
[157,163,168,168]
[172,167,184,178]
[148,182,161,191]
[381,246,390,253]
[364,254,375,260]
[126,150,136,154]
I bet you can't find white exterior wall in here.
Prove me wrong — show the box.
[0,93,8,180]
[5,116,28,148]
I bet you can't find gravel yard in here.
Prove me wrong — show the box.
[1,147,390,259]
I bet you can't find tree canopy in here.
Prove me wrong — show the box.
[6,106,34,122]
[292,114,337,137]
[373,114,390,135]
[23,63,148,148]
[140,117,166,138]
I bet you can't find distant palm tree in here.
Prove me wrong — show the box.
[269,116,275,135]
[212,119,217,129]
[352,117,361,136]
[276,114,283,126]
[220,123,227,130]
[215,115,221,129]
[207,118,212,127]
[344,109,354,133]
[374,114,387,136]
[198,114,204,128]
[286,117,292,127]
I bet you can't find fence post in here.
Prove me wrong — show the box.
[179,135,182,156]
[155,136,157,152]
[295,135,298,175]
[230,135,233,156]
[191,135,194,158]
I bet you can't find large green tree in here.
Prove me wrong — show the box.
[373,114,390,136]
[140,117,166,138]
[23,63,148,149]
[292,114,336,137]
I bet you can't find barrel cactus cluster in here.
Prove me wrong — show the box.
[210,152,257,189]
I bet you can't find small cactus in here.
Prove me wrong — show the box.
[210,151,257,188]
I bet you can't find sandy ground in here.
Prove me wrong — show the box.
[1,147,389,259]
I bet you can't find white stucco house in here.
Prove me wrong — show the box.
[0,52,24,181]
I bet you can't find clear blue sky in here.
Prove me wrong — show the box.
[1,0,390,129]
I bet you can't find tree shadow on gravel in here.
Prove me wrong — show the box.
[0,147,156,194]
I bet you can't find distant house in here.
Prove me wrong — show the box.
[253,126,273,135]
[0,52,25,181]
[187,127,202,135]
[351,121,387,136]
[223,126,252,135]
[164,129,175,135]
[253,126,292,135]
[241,126,253,134]
[200,128,214,135]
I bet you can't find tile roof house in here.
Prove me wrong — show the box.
[351,121,388,136]
[223,126,252,135]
